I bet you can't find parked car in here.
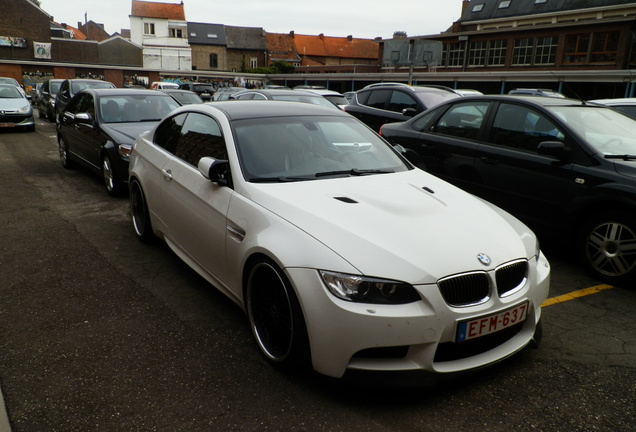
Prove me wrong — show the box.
[31,82,43,105]
[589,98,636,120]
[150,81,179,90]
[0,83,35,132]
[344,83,461,131]
[508,88,566,98]
[212,87,245,101]
[55,79,115,121]
[343,91,356,103]
[379,94,636,285]
[177,82,215,101]
[299,88,349,109]
[38,78,64,122]
[0,77,27,98]
[57,88,180,196]
[230,89,339,109]
[159,88,204,105]
[128,100,550,379]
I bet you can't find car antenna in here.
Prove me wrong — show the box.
[550,71,585,104]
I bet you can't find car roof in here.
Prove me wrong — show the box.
[237,89,319,96]
[175,100,351,121]
[80,88,169,97]
[588,98,636,106]
[447,94,587,108]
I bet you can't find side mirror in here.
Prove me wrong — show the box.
[74,112,93,124]
[537,141,569,162]
[402,108,418,117]
[199,157,231,187]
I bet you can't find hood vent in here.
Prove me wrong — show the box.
[334,196,358,204]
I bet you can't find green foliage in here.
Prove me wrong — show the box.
[245,61,296,75]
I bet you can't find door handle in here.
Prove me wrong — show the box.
[161,169,173,180]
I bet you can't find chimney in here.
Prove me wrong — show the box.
[462,0,470,14]
[347,35,352,41]
[319,33,324,40]
[290,30,295,37]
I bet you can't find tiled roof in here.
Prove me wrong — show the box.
[187,22,227,46]
[461,0,636,22]
[293,34,378,60]
[131,0,186,20]
[54,22,87,40]
[225,25,267,50]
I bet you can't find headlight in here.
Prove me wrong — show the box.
[118,144,132,158]
[319,270,421,304]
[17,105,31,114]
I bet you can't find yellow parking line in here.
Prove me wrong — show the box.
[541,284,614,307]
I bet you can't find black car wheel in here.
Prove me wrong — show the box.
[47,107,55,122]
[38,107,45,118]
[246,259,309,370]
[58,135,74,169]
[130,179,154,242]
[102,154,123,196]
[578,211,636,286]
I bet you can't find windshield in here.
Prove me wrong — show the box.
[547,105,636,155]
[233,115,410,182]
[99,94,180,123]
[0,85,22,98]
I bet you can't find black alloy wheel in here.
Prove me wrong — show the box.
[101,154,123,196]
[58,135,74,169]
[246,259,309,369]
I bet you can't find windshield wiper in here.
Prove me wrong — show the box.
[315,168,394,178]
[249,176,312,183]
[604,154,636,161]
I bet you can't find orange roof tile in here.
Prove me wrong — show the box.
[131,0,186,20]
[293,34,378,60]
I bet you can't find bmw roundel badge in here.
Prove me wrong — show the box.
[477,253,491,266]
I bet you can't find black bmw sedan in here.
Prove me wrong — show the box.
[380,94,636,286]
[57,88,180,196]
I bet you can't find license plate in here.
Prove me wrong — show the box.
[456,302,528,342]
[0,123,15,128]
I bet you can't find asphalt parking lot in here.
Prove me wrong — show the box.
[0,114,634,432]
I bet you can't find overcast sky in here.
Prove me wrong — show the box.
[39,0,464,40]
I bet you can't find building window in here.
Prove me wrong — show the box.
[512,38,533,65]
[534,36,557,64]
[472,4,484,12]
[250,57,258,68]
[443,43,464,67]
[143,22,155,36]
[564,34,589,63]
[590,32,619,63]
[468,41,487,66]
[499,0,511,8]
[169,28,183,38]
[487,39,507,66]
[210,53,218,68]
[535,0,547,3]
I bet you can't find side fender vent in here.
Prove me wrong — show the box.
[334,196,358,204]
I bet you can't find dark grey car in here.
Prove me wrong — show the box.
[38,78,64,122]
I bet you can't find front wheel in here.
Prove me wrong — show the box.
[58,135,74,169]
[102,154,124,196]
[246,260,309,370]
[577,211,636,286]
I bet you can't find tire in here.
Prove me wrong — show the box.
[102,154,124,196]
[47,107,55,123]
[246,259,309,370]
[130,179,154,242]
[38,106,45,119]
[58,135,74,169]
[577,211,636,286]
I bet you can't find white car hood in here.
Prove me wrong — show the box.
[241,169,532,284]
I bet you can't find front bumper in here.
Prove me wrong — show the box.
[287,252,550,378]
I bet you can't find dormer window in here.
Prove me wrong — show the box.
[499,0,511,8]
[535,0,547,3]
[207,34,218,39]
[472,4,484,12]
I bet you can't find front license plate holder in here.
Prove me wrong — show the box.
[0,123,15,128]
[456,301,529,342]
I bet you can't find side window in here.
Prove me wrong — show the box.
[365,89,390,109]
[251,93,267,100]
[155,113,187,153]
[387,90,418,113]
[489,103,565,152]
[236,93,254,100]
[435,102,490,140]
[355,90,370,105]
[175,112,227,166]
[411,107,443,132]
[77,94,95,117]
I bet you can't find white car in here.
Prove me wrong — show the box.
[128,101,550,379]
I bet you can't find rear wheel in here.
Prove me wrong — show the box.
[577,211,636,286]
[246,259,309,370]
[130,179,154,242]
